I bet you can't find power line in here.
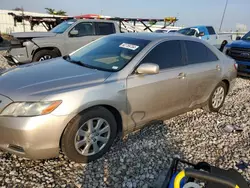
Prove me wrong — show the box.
[219,0,228,32]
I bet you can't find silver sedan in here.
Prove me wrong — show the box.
[0,33,237,163]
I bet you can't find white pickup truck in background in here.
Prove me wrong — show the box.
[178,25,233,51]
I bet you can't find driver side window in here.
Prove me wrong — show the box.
[69,22,94,37]
[140,40,183,70]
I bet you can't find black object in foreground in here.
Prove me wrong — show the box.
[152,158,249,188]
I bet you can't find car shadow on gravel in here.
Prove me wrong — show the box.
[81,122,184,188]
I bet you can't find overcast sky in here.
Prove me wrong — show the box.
[1,0,249,31]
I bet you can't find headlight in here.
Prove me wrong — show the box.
[0,101,62,117]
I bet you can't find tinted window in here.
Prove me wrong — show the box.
[206,26,216,35]
[96,23,115,35]
[185,41,218,64]
[69,36,150,72]
[70,22,94,37]
[242,31,250,41]
[141,40,183,69]
[207,48,219,61]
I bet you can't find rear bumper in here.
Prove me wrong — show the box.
[0,114,74,159]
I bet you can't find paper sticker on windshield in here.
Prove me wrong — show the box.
[119,43,139,50]
[112,66,119,70]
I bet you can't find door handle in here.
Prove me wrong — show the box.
[178,72,186,79]
[216,65,221,71]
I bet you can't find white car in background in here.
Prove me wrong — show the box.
[178,26,233,51]
[154,28,179,33]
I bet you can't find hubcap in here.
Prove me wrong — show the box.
[39,55,52,61]
[74,118,111,156]
[212,86,225,109]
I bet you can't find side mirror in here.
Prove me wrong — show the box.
[69,29,79,36]
[198,32,205,37]
[236,36,241,40]
[136,63,159,75]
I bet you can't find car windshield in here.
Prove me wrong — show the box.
[155,30,166,33]
[178,28,196,36]
[50,20,76,34]
[68,35,150,72]
[241,31,250,40]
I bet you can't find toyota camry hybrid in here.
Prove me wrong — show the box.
[0,33,237,163]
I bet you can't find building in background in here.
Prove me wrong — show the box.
[0,10,64,33]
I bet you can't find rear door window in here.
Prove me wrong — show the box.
[185,41,218,64]
[96,22,115,35]
[206,26,216,35]
[141,40,183,69]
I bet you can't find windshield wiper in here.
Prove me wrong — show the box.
[63,55,97,69]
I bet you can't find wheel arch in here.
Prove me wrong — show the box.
[59,104,123,149]
[32,47,62,57]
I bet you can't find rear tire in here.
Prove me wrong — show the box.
[203,81,228,112]
[32,49,59,62]
[61,107,117,163]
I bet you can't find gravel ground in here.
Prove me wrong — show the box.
[0,51,14,72]
[0,52,250,187]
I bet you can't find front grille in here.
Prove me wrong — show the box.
[238,64,250,71]
[228,47,250,62]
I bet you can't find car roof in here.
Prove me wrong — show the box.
[113,32,196,41]
[76,19,117,24]
[156,28,178,30]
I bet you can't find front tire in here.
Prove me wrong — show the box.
[33,49,59,62]
[61,107,117,163]
[204,81,228,112]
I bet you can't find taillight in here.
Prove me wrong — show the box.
[234,63,238,70]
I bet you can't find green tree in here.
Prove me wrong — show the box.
[13,7,24,11]
[45,8,67,16]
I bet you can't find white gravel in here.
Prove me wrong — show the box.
[0,52,250,187]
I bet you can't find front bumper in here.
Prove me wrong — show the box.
[0,114,74,159]
[4,47,32,65]
[4,54,19,66]
[236,61,250,77]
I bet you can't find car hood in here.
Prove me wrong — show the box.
[0,58,112,101]
[11,32,57,39]
[228,40,250,48]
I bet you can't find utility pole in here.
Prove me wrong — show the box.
[219,0,228,32]
[21,6,25,32]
